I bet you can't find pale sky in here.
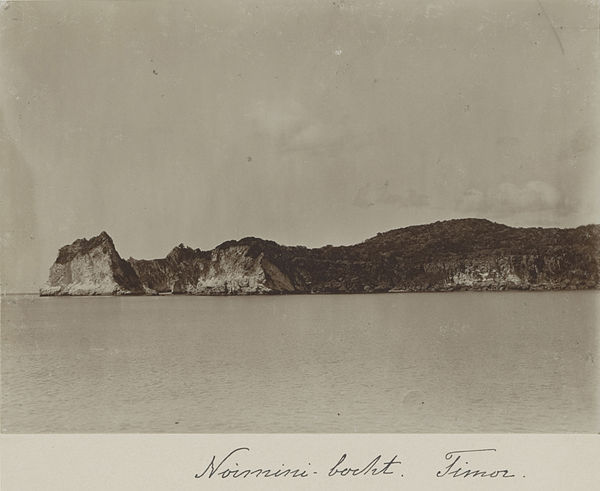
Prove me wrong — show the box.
[1,0,599,292]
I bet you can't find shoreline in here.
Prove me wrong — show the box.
[21,285,600,298]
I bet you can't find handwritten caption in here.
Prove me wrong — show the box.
[194,447,520,480]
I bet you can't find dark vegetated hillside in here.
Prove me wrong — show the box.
[250,219,600,293]
[43,218,600,295]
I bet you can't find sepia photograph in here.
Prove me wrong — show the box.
[1,0,598,440]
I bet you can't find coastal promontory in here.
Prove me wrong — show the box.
[40,219,600,296]
[40,231,144,296]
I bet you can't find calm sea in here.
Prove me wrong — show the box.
[1,292,597,433]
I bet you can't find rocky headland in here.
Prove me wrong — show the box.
[40,219,600,296]
[40,232,144,296]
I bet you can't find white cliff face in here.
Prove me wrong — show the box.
[182,246,274,294]
[448,259,523,288]
[129,242,298,295]
[40,240,141,295]
[422,255,550,290]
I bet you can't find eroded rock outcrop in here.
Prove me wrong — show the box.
[129,241,296,294]
[40,232,144,295]
[41,219,600,295]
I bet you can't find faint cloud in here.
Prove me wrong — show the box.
[458,180,566,214]
[353,181,429,209]
[424,3,447,19]
[247,99,342,152]
[496,136,522,159]
[288,121,330,149]
[558,127,595,163]
[460,188,486,211]
[249,99,305,138]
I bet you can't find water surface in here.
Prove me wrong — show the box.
[1,292,597,432]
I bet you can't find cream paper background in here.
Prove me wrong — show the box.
[1,434,600,490]
[1,0,599,489]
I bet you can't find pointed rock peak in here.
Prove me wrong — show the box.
[169,242,188,252]
[55,230,118,264]
[92,231,116,247]
[96,230,114,243]
[167,242,197,260]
